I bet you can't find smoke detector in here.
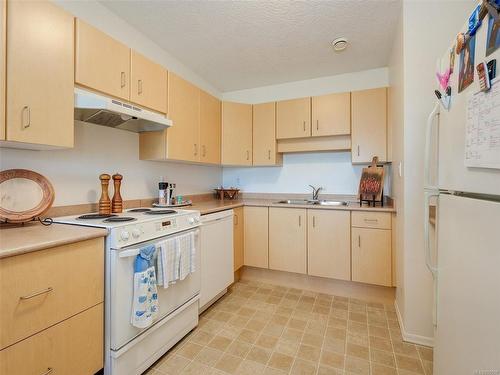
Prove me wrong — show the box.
[332,38,348,52]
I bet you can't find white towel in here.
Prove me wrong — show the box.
[179,231,196,280]
[131,266,159,328]
[156,238,179,288]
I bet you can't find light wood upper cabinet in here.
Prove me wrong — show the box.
[166,73,200,162]
[269,207,307,274]
[75,19,130,101]
[222,101,252,166]
[0,0,5,141]
[199,90,221,164]
[312,92,351,137]
[352,227,392,286]
[253,102,281,166]
[233,207,244,272]
[5,0,74,148]
[276,97,311,139]
[244,206,269,268]
[351,88,387,163]
[130,50,168,114]
[307,210,351,281]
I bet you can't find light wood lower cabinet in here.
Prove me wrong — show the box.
[269,207,307,274]
[0,303,103,375]
[351,227,392,286]
[0,1,5,141]
[244,206,269,268]
[6,0,74,148]
[0,238,104,349]
[307,210,351,280]
[233,207,244,271]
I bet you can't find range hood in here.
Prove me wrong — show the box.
[74,88,172,132]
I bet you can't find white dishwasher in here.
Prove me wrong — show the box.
[199,209,234,312]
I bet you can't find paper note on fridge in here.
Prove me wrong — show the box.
[465,78,500,169]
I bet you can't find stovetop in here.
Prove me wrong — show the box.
[53,208,194,229]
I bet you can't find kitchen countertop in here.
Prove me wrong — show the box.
[191,197,396,215]
[0,222,108,259]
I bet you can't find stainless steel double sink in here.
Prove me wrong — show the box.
[274,199,348,206]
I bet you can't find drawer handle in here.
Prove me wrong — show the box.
[364,218,378,223]
[20,287,53,300]
[41,368,53,375]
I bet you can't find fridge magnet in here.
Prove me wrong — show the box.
[477,61,491,91]
[468,5,483,36]
[488,59,497,79]
[436,68,451,91]
[486,12,500,56]
[458,34,476,93]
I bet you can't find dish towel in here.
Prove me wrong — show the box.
[131,245,159,329]
[179,231,196,280]
[156,237,179,288]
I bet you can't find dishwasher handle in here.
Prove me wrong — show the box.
[200,210,234,225]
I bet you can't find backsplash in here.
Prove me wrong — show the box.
[0,122,222,206]
[223,152,392,196]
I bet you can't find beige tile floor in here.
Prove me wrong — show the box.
[144,280,433,375]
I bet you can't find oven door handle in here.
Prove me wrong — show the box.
[118,228,199,258]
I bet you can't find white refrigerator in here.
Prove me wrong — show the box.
[425,5,500,375]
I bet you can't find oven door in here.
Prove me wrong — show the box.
[109,227,200,351]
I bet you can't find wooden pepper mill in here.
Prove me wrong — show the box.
[112,173,123,213]
[99,174,112,215]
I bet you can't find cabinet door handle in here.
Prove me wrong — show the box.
[312,216,316,228]
[41,368,53,375]
[20,287,53,300]
[298,215,301,227]
[303,121,306,132]
[358,235,361,247]
[268,150,271,160]
[138,79,143,95]
[316,120,319,131]
[202,145,206,157]
[120,71,126,88]
[246,150,250,160]
[22,106,31,129]
[357,145,360,156]
[194,144,198,156]
[234,214,238,225]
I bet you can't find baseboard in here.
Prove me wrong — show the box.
[394,300,434,348]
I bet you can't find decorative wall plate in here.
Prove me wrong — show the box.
[0,169,55,223]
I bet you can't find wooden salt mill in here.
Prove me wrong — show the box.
[99,174,112,215]
[112,173,123,213]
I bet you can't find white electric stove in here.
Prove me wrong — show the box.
[53,208,201,375]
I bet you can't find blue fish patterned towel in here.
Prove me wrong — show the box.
[131,245,159,328]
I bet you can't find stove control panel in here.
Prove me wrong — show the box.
[109,211,201,249]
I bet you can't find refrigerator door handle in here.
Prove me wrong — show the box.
[424,102,440,190]
[424,190,439,278]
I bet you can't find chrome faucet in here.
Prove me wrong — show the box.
[309,185,323,201]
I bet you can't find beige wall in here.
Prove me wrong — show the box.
[390,0,473,345]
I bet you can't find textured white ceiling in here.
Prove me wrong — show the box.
[99,0,401,92]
